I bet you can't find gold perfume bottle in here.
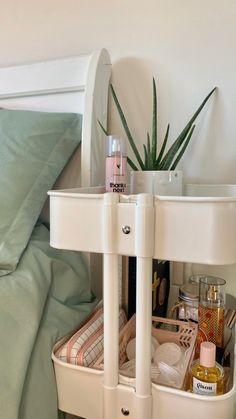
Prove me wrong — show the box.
[189,342,224,396]
[197,276,226,353]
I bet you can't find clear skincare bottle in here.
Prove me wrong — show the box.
[105,136,127,193]
[189,341,224,396]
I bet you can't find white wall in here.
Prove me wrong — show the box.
[1,0,235,183]
[1,0,236,295]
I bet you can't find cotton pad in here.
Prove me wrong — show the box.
[126,338,136,360]
[157,361,182,386]
[126,336,159,360]
[153,342,182,366]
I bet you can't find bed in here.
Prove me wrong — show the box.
[0,49,111,419]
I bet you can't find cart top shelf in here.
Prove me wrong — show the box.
[48,185,236,265]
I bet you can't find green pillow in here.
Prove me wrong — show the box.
[0,109,82,276]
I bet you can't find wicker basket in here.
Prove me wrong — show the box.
[94,314,197,390]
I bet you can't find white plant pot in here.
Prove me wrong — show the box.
[130,170,183,196]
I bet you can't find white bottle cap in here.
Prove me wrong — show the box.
[107,135,126,156]
[112,138,121,153]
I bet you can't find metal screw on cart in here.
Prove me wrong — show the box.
[121,407,130,416]
[122,225,131,234]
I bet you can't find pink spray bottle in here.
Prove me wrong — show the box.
[105,135,127,193]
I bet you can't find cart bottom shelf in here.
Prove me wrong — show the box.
[52,347,236,419]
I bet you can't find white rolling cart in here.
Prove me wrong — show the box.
[49,187,236,419]
[0,47,234,418]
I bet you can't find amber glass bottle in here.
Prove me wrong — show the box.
[197,276,226,356]
[189,342,224,396]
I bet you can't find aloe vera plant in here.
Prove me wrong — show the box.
[99,80,216,171]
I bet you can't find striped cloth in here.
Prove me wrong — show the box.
[56,307,127,368]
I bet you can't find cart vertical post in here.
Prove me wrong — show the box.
[135,194,154,419]
[103,193,120,418]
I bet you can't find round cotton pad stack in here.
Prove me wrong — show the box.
[126,336,159,360]
[120,359,135,376]
[126,338,136,360]
[153,342,182,366]
[157,361,182,386]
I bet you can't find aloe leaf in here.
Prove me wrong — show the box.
[143,144,148,168]
[158,87,216,170]
[147,132,151,155]
[147,132,153,169]
[127,156,139,171]
[155,123,170,167]
[98,119,109,136]
[152,78,157,164]
[170,125,195,170]
[159,123,193,170]
[185,87,216,129]
[110,84,145,170]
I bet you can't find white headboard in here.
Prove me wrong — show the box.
[0,48,111,188]
[0,49,111,298]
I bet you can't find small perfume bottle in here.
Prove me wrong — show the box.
[189,342,224,396]
[105,136,127,193]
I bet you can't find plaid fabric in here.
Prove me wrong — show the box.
[56,307,127,368]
